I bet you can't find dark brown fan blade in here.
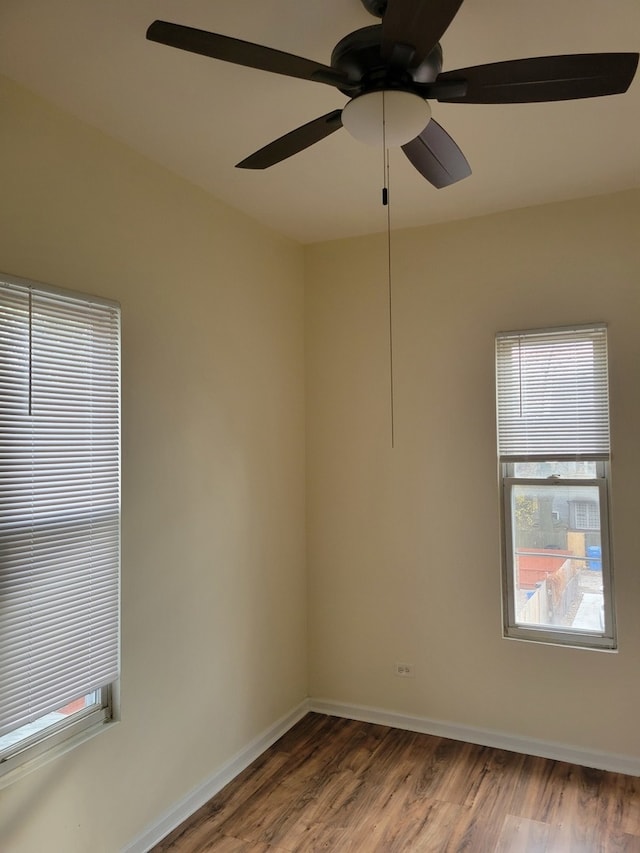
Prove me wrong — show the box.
[236,111,343,169]
[146,21,351,89]
[402,119,471,188]
[436,53,639,103]
[381,0,464,67]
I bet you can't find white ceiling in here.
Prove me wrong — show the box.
[0,0,638,243]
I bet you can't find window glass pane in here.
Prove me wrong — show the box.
[513,460,598,478]
[510,484,604,633]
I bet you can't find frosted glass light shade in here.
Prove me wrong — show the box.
[342,91,431,147]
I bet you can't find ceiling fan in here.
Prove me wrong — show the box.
[146,0,638,189]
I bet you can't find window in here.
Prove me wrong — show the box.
[496,324,615,649]
[570,500,600,531]
[0,274,120,782]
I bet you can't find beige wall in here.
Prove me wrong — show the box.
[305,190,640,757]
[0,75,307,851]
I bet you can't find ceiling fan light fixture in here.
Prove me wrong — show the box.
[342,90,432,147]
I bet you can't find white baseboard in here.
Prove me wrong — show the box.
[309,697,640,777]
[123,700,310,853]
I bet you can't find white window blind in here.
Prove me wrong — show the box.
[0,277,120,738]
[496,325,610,459]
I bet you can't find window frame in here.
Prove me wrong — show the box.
[0,272,120,786]
[500,459,616,649]
[496,323,616,651]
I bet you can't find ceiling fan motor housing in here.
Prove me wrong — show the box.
[331,26,444,96]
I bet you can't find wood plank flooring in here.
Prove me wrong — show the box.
[151,712,640,852]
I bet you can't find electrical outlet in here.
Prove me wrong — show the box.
[394,662,414,678]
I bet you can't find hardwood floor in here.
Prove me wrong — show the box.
[152,713,640,852]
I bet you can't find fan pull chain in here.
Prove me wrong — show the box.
[382,92,395,449]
